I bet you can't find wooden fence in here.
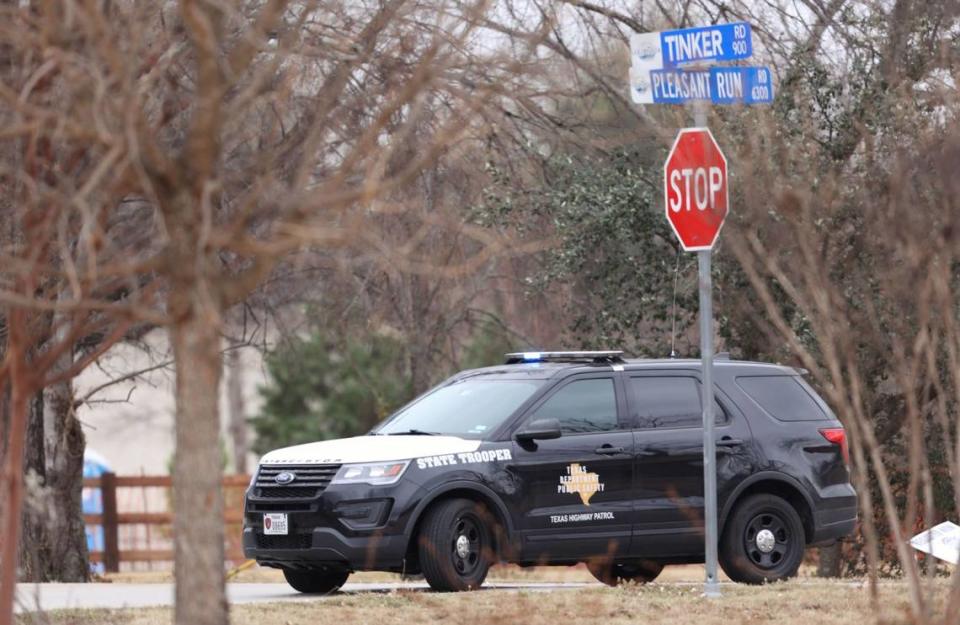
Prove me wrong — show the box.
[82,473,250,572]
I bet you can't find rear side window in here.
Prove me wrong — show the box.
[737,375,828,421]
[629,377,726,429]
[529,378,618,433]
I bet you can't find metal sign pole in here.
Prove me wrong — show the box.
[699,249,720,597]
[693,102,721,599]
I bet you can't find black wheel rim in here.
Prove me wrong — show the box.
[743,511,791,569]
[450,513,483,577]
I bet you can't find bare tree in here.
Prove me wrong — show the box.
[703,2,960,618]
[0,1,554,623]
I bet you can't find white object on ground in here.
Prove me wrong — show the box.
[910,521,960,564]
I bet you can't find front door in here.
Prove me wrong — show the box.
[508,374,634,562]
[626,371,753,556]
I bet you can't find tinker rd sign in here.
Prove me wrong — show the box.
[660,22,752,65]
[664,128,728,251]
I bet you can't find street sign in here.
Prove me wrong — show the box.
[709,67,774,104]
[650,69,711,104]
[648,67,775,105]
[660,22,752,66]
[631,23,753,104]
[663,128,729,251]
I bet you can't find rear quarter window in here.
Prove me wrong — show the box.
[736,375,829,422]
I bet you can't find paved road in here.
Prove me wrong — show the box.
[14,581,595,613]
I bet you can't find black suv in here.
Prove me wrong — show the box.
[243,351,857,593]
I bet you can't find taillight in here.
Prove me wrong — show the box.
[820,427,850,465]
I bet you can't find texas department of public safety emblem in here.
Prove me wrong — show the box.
[557,463,604,505]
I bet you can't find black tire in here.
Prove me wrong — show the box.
[282,566,350,594]
[719,494,805,584]
[417,498,494,591]
[587,559,664,586]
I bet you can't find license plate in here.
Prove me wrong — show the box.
[263,513,288,535]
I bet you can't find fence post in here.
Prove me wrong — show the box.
[101,472,120,573]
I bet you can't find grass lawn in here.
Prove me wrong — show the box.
[19,578,949,625]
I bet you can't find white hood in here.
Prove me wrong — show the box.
[259,435,482,465]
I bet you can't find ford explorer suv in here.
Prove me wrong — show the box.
[243,351,857,593]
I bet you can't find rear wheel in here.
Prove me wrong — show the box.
[418,498,494,591]
[587,560,663,586]
[719,494,805,584]
[282,566,349,594]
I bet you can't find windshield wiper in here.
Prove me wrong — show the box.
[386,429,439,436]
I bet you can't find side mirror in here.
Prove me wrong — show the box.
[515,418,562,442]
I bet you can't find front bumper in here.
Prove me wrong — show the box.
[242,526,408,570]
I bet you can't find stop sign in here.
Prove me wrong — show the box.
[663,128,728,251]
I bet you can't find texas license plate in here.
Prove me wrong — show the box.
[263,513,288,535]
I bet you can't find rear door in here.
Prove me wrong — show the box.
[508,373,635,562]
[626,371,753,556]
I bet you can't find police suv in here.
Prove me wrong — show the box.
[243,351,857,593]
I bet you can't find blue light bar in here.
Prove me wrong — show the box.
[504,351,624,365]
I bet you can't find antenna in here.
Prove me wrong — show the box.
[669,250,681,358]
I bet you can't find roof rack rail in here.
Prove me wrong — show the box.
[504,351,625,365]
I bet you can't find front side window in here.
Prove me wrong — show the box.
[528,378,618,434]
[376,377,544,439]
[630,376,726,429]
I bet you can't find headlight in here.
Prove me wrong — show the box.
[248,468,258,488]
[331,460,409,486]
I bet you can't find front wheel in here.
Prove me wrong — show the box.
[282,566,350,594]
[719,494,805,584]
[418,498,494,591]
[587,560,663,586]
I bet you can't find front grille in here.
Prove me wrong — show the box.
[254,464,341,499]
[256,533,313,550]
[255,486,318,499]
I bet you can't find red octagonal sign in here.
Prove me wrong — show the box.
[664,128,728,251]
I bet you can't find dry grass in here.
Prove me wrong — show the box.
[20,579,949,625]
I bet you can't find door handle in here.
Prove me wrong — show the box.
[716,438,743,447]
[594,445,625,455]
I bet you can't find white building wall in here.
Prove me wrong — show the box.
[75,329,268,476]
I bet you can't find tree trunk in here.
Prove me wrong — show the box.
[40,380,89,581]
[226,347,248,474]
[17,382,90,583]
[17,294,90,582]
[170,284,228,625]
[0,309,32,624]
[817,542,843,578]
[18,391,47,580]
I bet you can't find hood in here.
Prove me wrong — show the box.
[259,435,482,465]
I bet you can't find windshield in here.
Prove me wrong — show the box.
[375,377,544,439]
